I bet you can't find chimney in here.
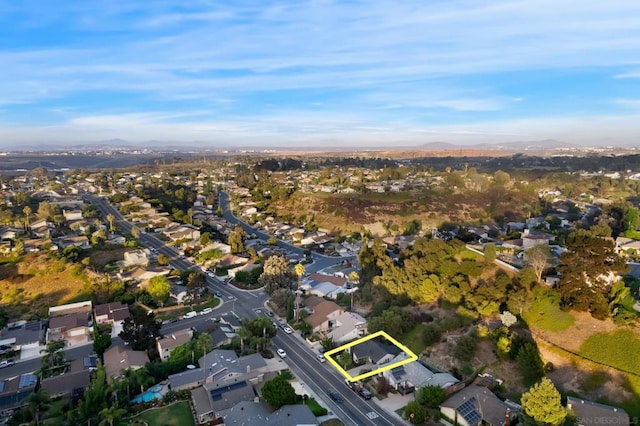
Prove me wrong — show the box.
[504,408,511,426]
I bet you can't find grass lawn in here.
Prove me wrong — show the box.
[578,329,640,417]
[522,290,574,332]
[132,401,194,426]
[304,398,328,416]
[401,323,428,355]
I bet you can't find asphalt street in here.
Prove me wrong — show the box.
[1,192,400,425]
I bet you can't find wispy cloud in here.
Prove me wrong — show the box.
[2,0,640,145]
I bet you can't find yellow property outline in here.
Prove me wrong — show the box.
[324,330,418,382]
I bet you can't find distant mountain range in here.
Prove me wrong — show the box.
[0,138,637,153]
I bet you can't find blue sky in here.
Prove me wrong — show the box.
[2,0,640,148]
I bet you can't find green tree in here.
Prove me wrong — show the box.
[228,225,246,254]
[147,275,171,305]
[259,255,295,295]
[525,245,552,282]
[157,253,169,265]
[23,205,32,231]
[200,232,211,246]
[521,378,567,426]
[454,334,478,362]
[106,213,115,232]
[118,306,161,351]
[517,343,545,387]
[98,406,127,426]
[40,340,66,376]
[131,226,140,239]
[484,243,497,262]
[623,206,639,233]
[93,330,112,361]
[557,230,627,319]
[404,401,426,424]
[367,306,416,338]
[261,375,297,409]
[416,385,446,408]
[27,389,50,426]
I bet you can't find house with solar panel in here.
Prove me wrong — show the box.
[381,354,459,395]
[440,385,518,426]
[0,373,38,416]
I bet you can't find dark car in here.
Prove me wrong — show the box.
[358,389,373,400]
[328,390,343,403]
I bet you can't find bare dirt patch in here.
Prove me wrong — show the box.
[0,254,90,318]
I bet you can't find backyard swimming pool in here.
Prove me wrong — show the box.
[131,384,166,404]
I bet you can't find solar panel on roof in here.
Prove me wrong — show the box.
[209,381,247,401]
[18,374,38,389]
[459,398,481,425]
[0,381,6,393]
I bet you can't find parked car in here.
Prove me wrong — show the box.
[283,326,293,334]
[214,291,223,297]
[317,354,326,363]
[277,348,287,358]
[358,388,373,400]
[328,390,343,403]
[0,360,15,368]
[200,307,213,315]
[265,310,274,317]
[183,311,197,319]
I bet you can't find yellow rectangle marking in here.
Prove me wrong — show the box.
[324,330,418,382]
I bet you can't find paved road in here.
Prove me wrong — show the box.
[0,193,392,425]
[219,191,357,272]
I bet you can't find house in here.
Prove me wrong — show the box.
[566,397,629,426]
[157,329,193,361]
[123,249,150,267]
[615,237,640,254]
[63,209,83,221]
[381,354,459,395]
[301,273,350,299]
[0,320,44,360]
[191,379,257,424]
[93,302,130,337]
[41,364,91,399]
[440,385,516,426]
[164,224,201,242]
[47,301,93,347]
[219,314,242,331]
[103,344,149,383]
[219,400,319,426]
[521,229,555,249]
[326,311,367,343]
[304,299,344,333]
[170,349,269,392]
[57,235,91,249]
[0,374,38,413]
[350,338,401,365]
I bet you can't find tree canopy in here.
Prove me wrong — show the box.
[259,255,295,295]
[118,306,161,351]
[557,230,627,319]
[521,378,567,426]
[147,275,171,305]
[261,375,297,409]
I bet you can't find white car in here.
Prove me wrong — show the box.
[183,311,197,319]
[317,354,326,363]
[277,348,287,358]
[283,326,294,334]
[200,307,213,315]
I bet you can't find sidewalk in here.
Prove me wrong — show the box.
[371,393,413,425]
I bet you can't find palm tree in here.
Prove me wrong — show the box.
[40,340,66,376]
[106,213,115,232]
[99,405,127,426]
[294,263,305,321]
[23,205,32,232]
[27,389,50,426]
